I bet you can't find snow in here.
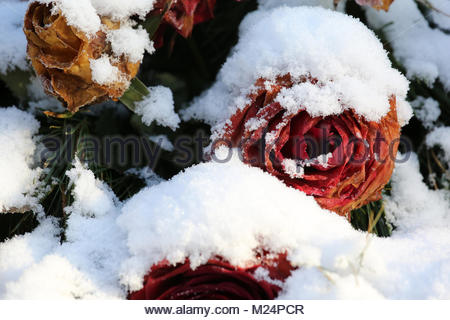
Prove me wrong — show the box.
[0,107,42,213]
[184,6,411,130]
[0,159,128,299]
[426,127,450,164]
[90,55,125,86]
[257,0,334,10]
[107,24,153,63]
[0,0,449,301]
[0,218,59,297]
[1,149,450,298]
[411,97,441,129]
[116,149,450,298]
[0,1,29,73]
[366,0,450,89]
[135,86,181,130]
[117,148,355,291]
[89,0,156,20]
[37,0,153,61]
[65,159,118,218]
[38,0,155,34]
[429,0,450,30]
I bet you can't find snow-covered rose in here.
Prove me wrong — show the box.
[214,74,401,217]
[128,255,293,300]
[24,2,141,112]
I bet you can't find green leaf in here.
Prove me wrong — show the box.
[119,78,149,112]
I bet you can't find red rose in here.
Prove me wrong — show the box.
[128,254,293,300]
[151,0,216,48]
[214,74,401,218]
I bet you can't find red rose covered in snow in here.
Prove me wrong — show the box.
[213,74,401,217]
[128,255,293,300]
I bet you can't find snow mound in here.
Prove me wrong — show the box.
[0,160,128,299]
[0,107,42,213]
[118,148,361,292]
[135,86,181,130]
[1,151,450,298]
[118,149,450,299]
[184,6,411,130]
[366,0,450,90]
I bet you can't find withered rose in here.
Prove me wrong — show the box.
[128,255,293,300]
[24,2,141,112]
[151,0,217,48]
[214,74,401,217]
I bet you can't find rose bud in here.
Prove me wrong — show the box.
[128,254,293,300]
[23,2,142,112]
[213,74,401,218]
[151,0,216,48]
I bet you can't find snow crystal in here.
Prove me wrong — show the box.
[426,127,450,164]
[135,86,181,130]
[411,97,441,129]
[90,55,125,86]
[184,6,411,131]
[0,107,42,213]
[0,1,28,73]
[366,0,450,90]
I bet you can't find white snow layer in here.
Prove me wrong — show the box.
[0,159,129,299]
[429,0,450,30]
[258,0,334,10]
[0,1,29,73]
[0,107,42,213]
[1,149,450,298]
[117,150,450,299]
[366,0,450,90]
[135,86,181,130]
[184,7,411,129]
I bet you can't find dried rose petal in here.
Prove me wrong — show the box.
[24,2,141,112]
